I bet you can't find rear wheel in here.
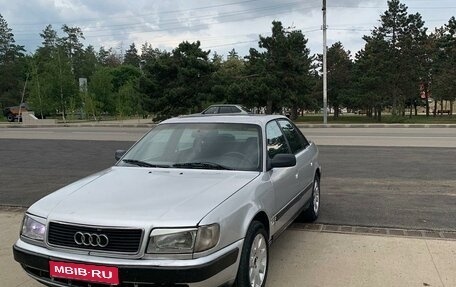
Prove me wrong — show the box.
[303,175,320,221]
[234,221,269,287]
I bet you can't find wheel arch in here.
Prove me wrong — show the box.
[251,211,270,240]
[315,167,321,179]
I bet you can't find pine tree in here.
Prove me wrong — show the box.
[124,43,140,67]
[0,14,25,107]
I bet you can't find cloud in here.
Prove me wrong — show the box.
[0,0,454,57]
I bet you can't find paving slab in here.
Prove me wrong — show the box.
[268,230,453,287]
[2,211,455,287]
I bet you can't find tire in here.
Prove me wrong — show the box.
[234,221,269,287]
[6,113,15,122]
[303,175,321,222]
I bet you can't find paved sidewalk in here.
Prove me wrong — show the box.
[0,118,155,128]
[2,210,455,287]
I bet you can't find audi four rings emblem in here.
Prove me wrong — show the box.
[74,232,109,247]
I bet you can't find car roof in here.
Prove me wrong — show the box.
[161,114,289,126]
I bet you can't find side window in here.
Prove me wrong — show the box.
[203,107,218,114]
[278,120,308,154]
[219,106,233,113]
[266,121,291,159]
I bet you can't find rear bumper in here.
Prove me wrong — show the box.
[13,240,241,287]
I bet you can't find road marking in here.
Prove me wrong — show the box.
[2,131,55,134]
[71,132,128,135]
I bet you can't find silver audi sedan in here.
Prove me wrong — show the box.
[13,114,321,287]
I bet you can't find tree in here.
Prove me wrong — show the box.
[398,12,428,117]
[367,0,428,117]
[79,45,98,79]
[0,13,26,107]
[140,42,163,63]
[116,81,142,119]
[431,17,456,115]
[29,25,59,118]
[37,25,58,60]
[124,43,140,67]
[318,42,353,117]
[112,65,146,116]
[28,24,78,121]
[60,24,85,78]
[210,49,247,105]
[246,21,314,118]
[88,67,115,116]
[111,65,141,91]
[140,41,213,120]
[353,37,391,121]
[96,46,121,67]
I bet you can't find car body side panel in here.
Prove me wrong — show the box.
[197,173,275,257]
[267,166,298,235]
[297,142,319,202]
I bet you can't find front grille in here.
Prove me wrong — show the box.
[47,222,143,254]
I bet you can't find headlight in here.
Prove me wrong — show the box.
[147,224,220,254]
[147,228,197,254]
[21,215,46,241]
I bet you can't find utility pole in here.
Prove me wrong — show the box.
[18,73,29,124]
[322,0,328,125]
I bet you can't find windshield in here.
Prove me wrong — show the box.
[118,123,262,171]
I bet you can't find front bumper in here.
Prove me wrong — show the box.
[13,239,242,287]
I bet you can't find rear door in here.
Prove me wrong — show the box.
[277,119,314,203]
[266,120,300,234]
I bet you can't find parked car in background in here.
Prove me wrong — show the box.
[13,114,321,287]
[201,104,252,115]
[3,103,29,122]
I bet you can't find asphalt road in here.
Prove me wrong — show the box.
[1,126,456,147]
[1,139,455,231]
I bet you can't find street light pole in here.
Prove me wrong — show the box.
[322,0,328,125]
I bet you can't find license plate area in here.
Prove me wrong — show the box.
[49,261,119,285]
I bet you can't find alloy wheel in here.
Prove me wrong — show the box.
[248,233,267,287]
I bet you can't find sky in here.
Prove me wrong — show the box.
[1,0,456,59]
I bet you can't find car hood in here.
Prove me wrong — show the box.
[28,167,259,228]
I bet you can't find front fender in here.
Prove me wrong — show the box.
[196,173,274,258]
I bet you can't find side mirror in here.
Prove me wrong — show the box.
[115,150,126,161]
[270,154,296,169]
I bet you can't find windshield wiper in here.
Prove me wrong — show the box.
[122,159,170,168]
[173,162,233,170]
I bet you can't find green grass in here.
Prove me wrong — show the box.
[295,114,456,124]
[2,113,454,124]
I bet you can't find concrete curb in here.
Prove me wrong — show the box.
[295,123,456,128]
[0,123,157,128]
[1,123,456,128]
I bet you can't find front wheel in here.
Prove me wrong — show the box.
[234,221,269,287]
[7,113,15,122]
